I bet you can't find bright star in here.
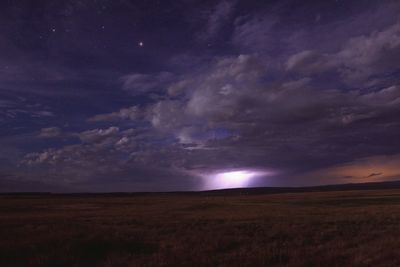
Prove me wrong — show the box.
[138,41,144,47]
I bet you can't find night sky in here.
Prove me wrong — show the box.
[1,0,400,192]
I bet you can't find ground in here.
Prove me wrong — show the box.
[2,189,400,266]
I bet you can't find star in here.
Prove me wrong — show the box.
[138,41,144,47]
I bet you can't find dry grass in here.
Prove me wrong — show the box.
[2,189,400,266]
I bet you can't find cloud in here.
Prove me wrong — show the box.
[120,72,175,95]
[12,1,400,191]
[31,110,54,117]
[286,22,400,85]
[360,85,400,106]
[197,0,237,42]
[0,100,16,108]
[367,172,382,178]
[82,52,400,174]
[24,126,130,183]
[22,125,201,191]
[78,126,119,143]
[0,95,55,131]
[88,106,141,122]
[38,127,62,138]
[338,27,400,85]
[285,50,325,72]
[148,100,188,131]
[232,14,278,52]
[22,49,400,189]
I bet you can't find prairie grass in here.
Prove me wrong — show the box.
[2,189,400,266]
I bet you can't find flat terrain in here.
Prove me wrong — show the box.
[2,189,400,266]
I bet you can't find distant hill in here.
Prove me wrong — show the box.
[2,179,400,196]
[201,180,400,195]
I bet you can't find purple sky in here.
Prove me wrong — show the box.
[1,0,400,192]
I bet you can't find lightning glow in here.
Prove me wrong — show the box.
[202,169,268,190]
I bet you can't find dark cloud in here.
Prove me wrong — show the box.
[1,0,400,191]
[367,173,383,178]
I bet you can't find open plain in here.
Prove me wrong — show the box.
[2,189,400,267]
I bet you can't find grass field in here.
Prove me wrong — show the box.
[2,189,400,266]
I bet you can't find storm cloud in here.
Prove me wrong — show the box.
[1,0,400,191]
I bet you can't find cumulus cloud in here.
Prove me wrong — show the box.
[22,124,201,190]
[74,50,400,173]
[22,47,400,189]
[24,126,131,180]
[337,22,400,83]
[16,1,400,190]
[286,22,400,85]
